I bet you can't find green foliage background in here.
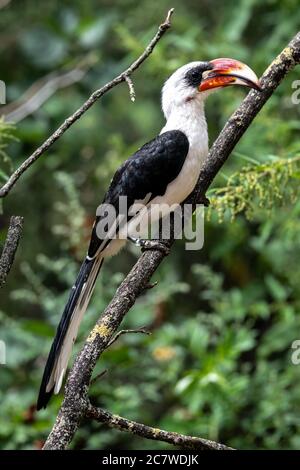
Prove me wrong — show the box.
[0,0,300,450]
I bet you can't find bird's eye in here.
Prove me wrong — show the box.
[184,63,214,87]
[190,70,199,79]
[185,67,203,87]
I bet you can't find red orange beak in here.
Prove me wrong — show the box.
[199,58,261,92]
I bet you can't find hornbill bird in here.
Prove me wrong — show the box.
[37,58,260,410]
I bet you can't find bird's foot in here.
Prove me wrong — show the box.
[127,236,170,255]
[141,239,170,255]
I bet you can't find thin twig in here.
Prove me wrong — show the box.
[2,55,97,123]
[0,215,23,288]
[90,369,108,386]
[86,404,234,451]
[144,280,158,290]
[107,327,151,348]
[43,31,300,450]
[124,75,136,102]
[0,0,11,9]
[0,8,174,199]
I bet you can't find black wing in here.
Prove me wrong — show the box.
[87,130,189,258]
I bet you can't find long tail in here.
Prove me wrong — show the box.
[37,255,103,410]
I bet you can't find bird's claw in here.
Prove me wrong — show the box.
[141,239,170,255]
[127,236,170,255]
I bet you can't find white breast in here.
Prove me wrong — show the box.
[125,100,209,238]
[150,147,201,208]
[155,97,209,206]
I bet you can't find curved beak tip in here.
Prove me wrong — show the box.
[200,58,261,92]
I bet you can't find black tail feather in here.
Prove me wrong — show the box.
[37,257,97,410]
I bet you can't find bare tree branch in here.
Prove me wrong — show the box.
[0,215,23,288]
[0,0,11,9]
[85,404,234,451]
[90,369,108,386]
[1,55,97,123]
[0,8,174,199]
[43,246,171,450]
[107,326,151,348]
[43,31,300,451]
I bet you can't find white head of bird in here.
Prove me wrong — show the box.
[161,58,260,154]
[161,58,261,119]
